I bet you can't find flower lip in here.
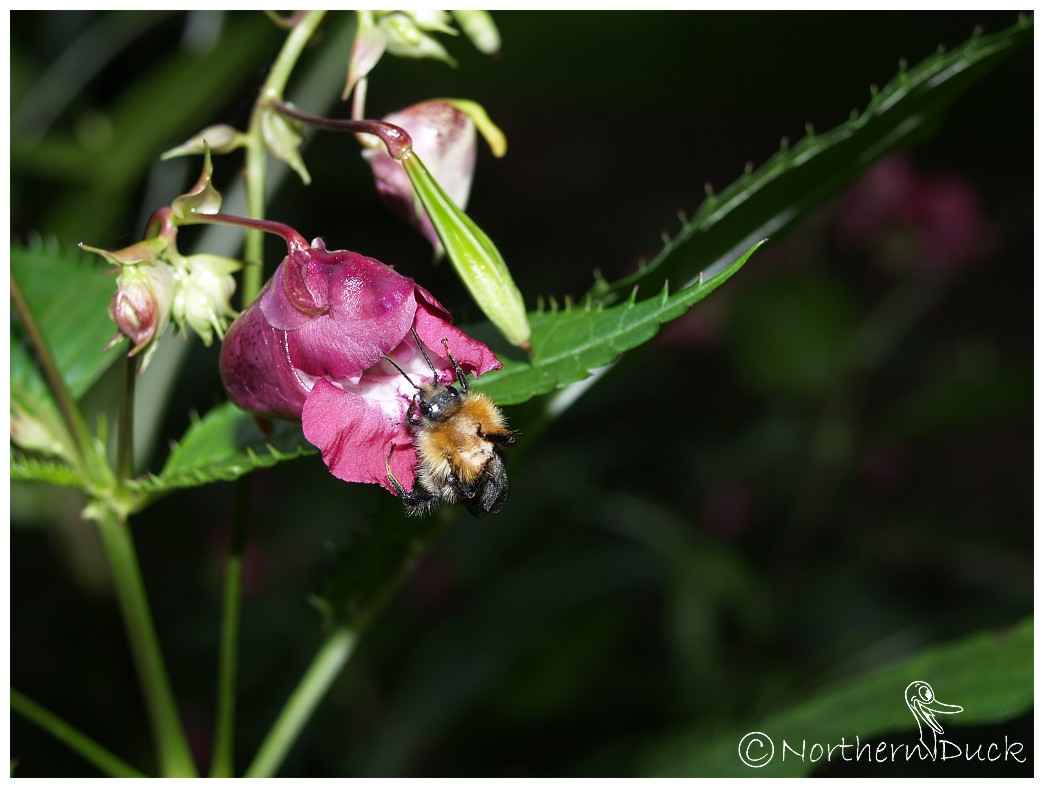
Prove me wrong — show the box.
[300,297,500,493]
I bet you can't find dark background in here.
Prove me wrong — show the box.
[11,11,1032,776]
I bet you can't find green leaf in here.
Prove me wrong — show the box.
[644,618,1033,777]
[474,240,765,406]
[11,240,121,399]
[592,17,1033,304]
[132,402,316,498]
[10,452,83,488]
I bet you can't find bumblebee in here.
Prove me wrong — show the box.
[385,333,516,517]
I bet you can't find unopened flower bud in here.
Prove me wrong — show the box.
[344,11,388,100]
[81,236,175,371]
[261,106,311,185]
[161,124,247,160]
[109,260,176,369]
[380,11,457,64]
[451,10,501,55]
[344,11,500,103]
[171,254,240,345]
[172,144,223,219]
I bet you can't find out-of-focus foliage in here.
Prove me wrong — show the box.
[11,11,1031,777]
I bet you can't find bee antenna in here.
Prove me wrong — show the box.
[383,354,420,391]
[410,327,440,380]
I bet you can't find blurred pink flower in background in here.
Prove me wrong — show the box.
[835,153,996,272]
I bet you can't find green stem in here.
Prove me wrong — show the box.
[11,689,147,778]
[243,626,356,778]
[116,354,136,479]
[241,9,328,305]
[10,272,89,460]
[95,510,197,777]
[241,122,266,305]
[245,514,446,777]
[209,481,248,778]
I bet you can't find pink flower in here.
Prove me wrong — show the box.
[899,172,992,271]
[835,153,994,273]
[219,235,500,493]
[362,100,477,253]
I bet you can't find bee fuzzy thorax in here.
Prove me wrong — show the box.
[414,391,507,485]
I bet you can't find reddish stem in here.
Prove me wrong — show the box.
[189,212,309,251]
[269,98,414,160]
[145,208,175,242]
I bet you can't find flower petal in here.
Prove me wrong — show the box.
[220,299,311,420]
[291,253,417,379]
[413,286,502,377]
[260,249,327,330]
[302,378,415,492]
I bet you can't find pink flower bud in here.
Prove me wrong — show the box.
[220,237,501,493]
[108,260,175,366]
[362,100,477,252]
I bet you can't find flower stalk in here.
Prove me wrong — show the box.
[271,98,412,157]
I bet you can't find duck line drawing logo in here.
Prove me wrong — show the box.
[904,680,964,760]
[737,677,1025,769]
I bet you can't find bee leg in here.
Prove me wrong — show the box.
[385,444,440,516]
[400,493,442,517]
[441,338,470,393]
[446,472,479,500]
[406,395,423,427]
[384,443,408,497]
[477,425,517,446]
